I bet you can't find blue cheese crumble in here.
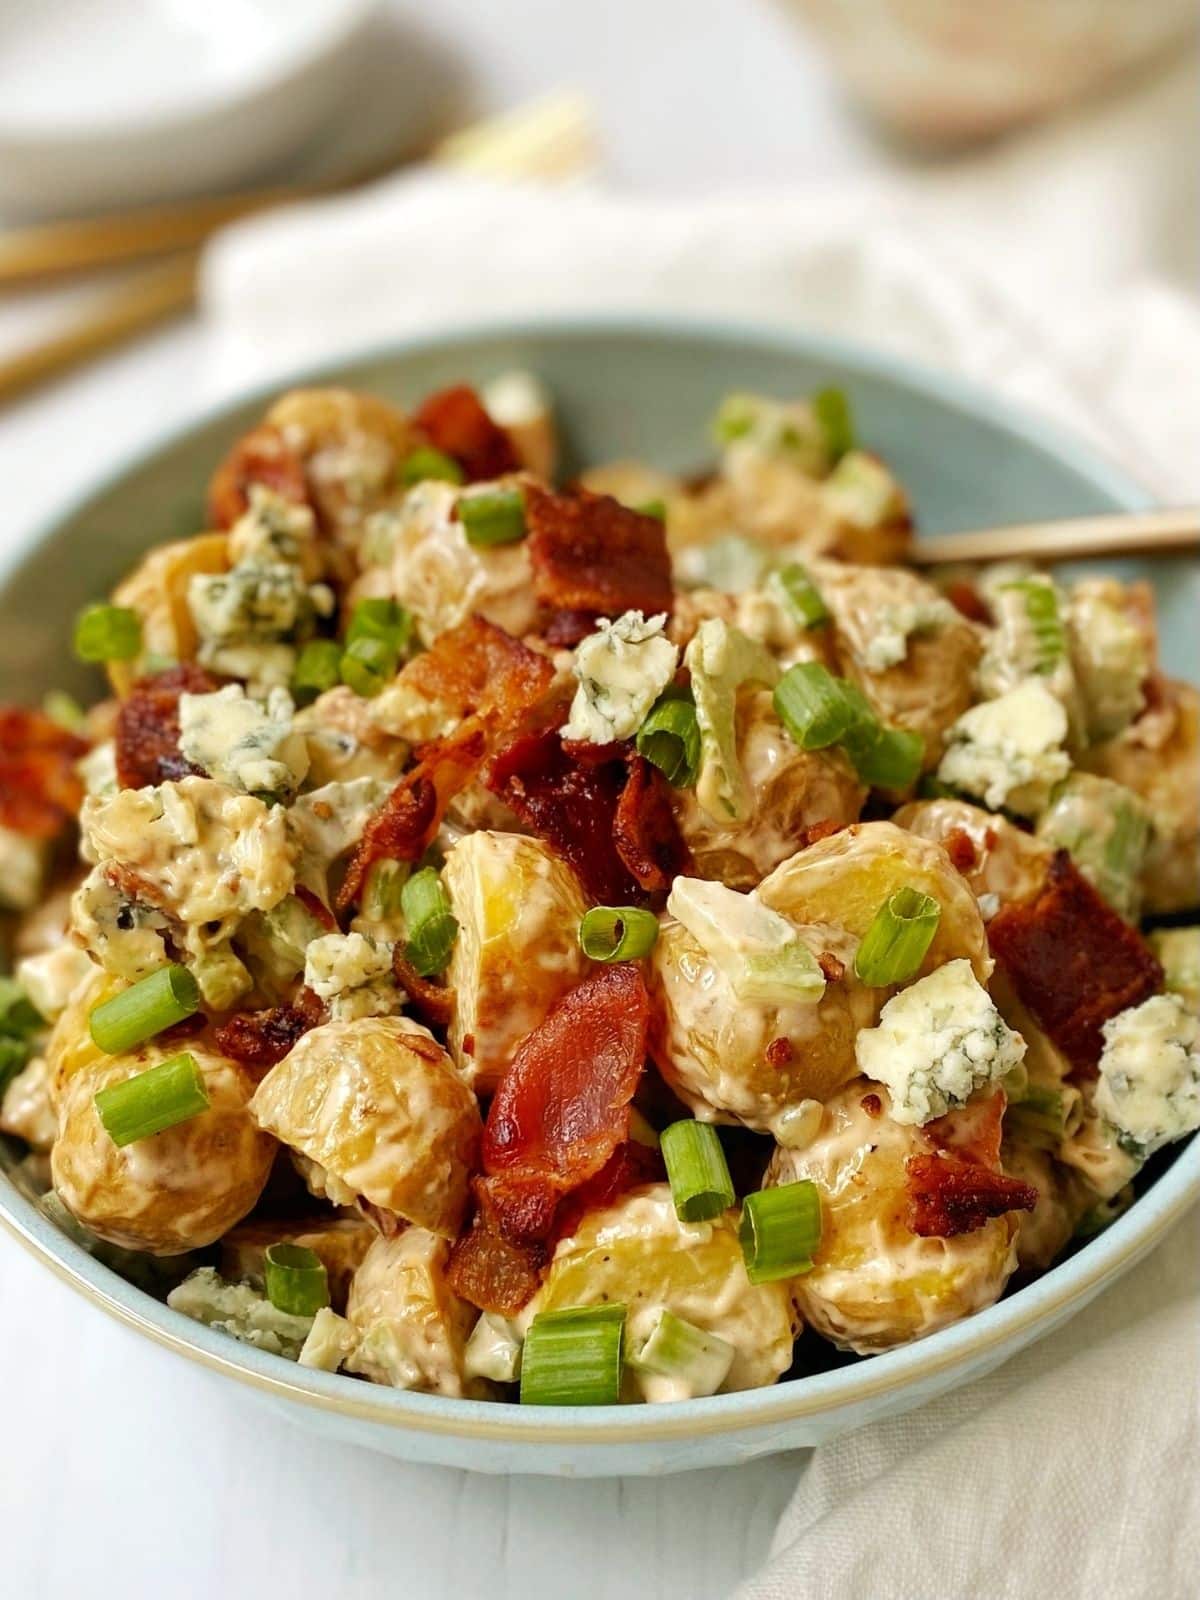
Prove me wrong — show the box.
[859,596,959,674]
[178,684,309,798]
[168,1267,313,1359]
[562,611,679,744]
[937,678,1070,816]
[304,931,400,1020]
[1095,993,1200,1156]
[855,958,1026,1124]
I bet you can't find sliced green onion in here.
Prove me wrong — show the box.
[630,1309,735,1398]
[88,964,201,1054]
[264,1242,331,1317]
[773,662,867,751]
[712,393,757,444]
[399,445,465,487]
[340,635,396,698]
[401,866,459,977]
[74,603,142,664]
[661,1120,735,1222]
[93,1051,210,1147]
[854,888,941,986]
[917,773,963,801]
[347,597,413,659]
[843,721,924,791]
[739,1182,822,1284]
[0,976,41,1038]
[812,387,854,462]
[519,1305,626,1406]
[42,689,86,732]
[635,689,701,788]
[364,858,411,923]
[770,562,829,628]
[636,498,667,522]
[579,906,659,963]
[290,638,343,704]
[459,488,526,547]
[1002,579,1066,676]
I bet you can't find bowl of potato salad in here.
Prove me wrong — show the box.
[1,318,1196,1476]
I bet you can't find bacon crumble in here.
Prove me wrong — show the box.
[525,483,673,627]
[411,385,519,483]
[114,663,221,790]
[214,987,326,1073]
[0,707,89,840]
[207,424,309,529]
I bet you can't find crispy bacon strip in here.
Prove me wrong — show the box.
[445,1195,547,1316]
[411,385,519,482]
[391,947,454,1028]
[207,423,309,529]
[0,707,88,839]
[388,615,555,729]
[944,578,991,626]
[988,851,1162,1070]
[114,663,221,790]
[479,965,651,1246]
[906,1154,1037,1238]
[214,987,326,1073]
[612,754,691,894]
[525,484,673,623]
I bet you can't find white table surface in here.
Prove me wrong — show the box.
[0,5,1183,1596]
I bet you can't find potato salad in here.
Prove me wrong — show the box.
[2,377,1196,1407]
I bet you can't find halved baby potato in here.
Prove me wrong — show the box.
[894,797,1053,913]
[250,1017,481,1237]
[767,1081,1020,1352]
[107,532,230,695]
[442,831,589,1092]
[51,1040,274,1255]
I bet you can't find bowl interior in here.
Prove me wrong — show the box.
[2,317,1196,1469]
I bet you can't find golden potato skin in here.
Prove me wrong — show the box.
[219,1215,375,1312]
[757,821,991,983]
[51,1041,274,1256]
[893,798,1052,913]
[344,1229,481,1397]
[45,966,119,1111]
[250,1017,481,1237]
[442,831,589,1093]
[767,1082,1020,1352]
[672,689,866,890]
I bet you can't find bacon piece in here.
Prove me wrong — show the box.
[525,484,673,622]
[390,614,554,730]
[114,664,221,790]
[479,965,651,1246]
[214,988,326,1073]
[411,384,519,482]
[0,707,88,840]
[543,609,601,648]
[550,1139,664,1246]
[612,754,691,893]
[207,424,309,529]
[446,1188,547,1316]
[391,947,454,1028]
[944,579,992,626]
[988,851,1162,1070]
[927,1089,1005,1167]
[906,1154,1037,1238]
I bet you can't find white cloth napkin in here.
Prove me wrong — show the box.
[196,72,1200,1598]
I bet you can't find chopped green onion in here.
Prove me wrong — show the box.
[661,1120,736,1222]
[739,1182,822,1284]
[579,906,660,963]
[347,597,413,659]
[636,498,667,522]
[770,562,829,628]
[0,976,41,1038]
[74,604,142,664]
[264,1242,331,1317]
[712,393,757,444]
[630,1309,734,1397]
[42,690,86,732]
[340,635,396,698]
[854,888,941,986]
[917,773,963,801]
[1002,579,1066,676]
[843,721,924,791]
[94,1051,210,1147]
[399,446,465,487]
[401,866,459,977]
[812,387,854,462]
[773,662,867,751]
[458,488,526,547]
[364,858,411,923]
[290,638,343,704]
[88,964,200,1054]
[635,690,701,788]
[519,1305,626,1406]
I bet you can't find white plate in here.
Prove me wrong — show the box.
[0,0,381,214]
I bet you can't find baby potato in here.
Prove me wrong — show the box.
[526,1183,797,1397]
[649,918,876,1140]
[108,533,230,695]
[219,1215,374,1312]
[768,1082,1020,1352]
[1001,1135,1090,1274]
[344,1228,481,1397]
[756,820,992,982]
[250,1017,481,1237]
[815,561,981,768]
[44,965,116,1110]
[672,688,865,889]
[442,831,589,1093]
[51,1041,274,1255]
[894,797,1053,913]
[1081,678,1200,914]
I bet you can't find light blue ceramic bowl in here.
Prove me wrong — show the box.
[2,316,1196,1476]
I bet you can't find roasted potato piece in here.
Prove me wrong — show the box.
[672,688,865,889]
[767,1082,1020,1351]
[1081,678,1200,914]
[525,1183,797,1398]
[442,831,589,1092]
[44,965,116,1109]
[51,1040,274,1255]
[107,533,231,696]
[815,561,981,769]
[344,1229,482,1397]
[250,1017,481,1237]
[894,797,1053,913]
[756,820,992,981]
[219,1215,374,1312]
